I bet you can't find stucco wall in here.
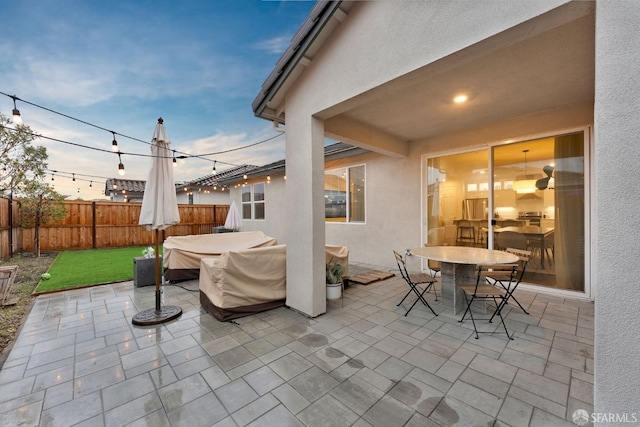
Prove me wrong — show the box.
[227,178,289,242]
[287,0,570,120]
[175,189,229,205]
[594,0,640,417]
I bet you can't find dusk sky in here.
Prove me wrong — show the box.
[0,0,315,199]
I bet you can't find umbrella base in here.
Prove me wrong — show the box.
[132,305,182,326]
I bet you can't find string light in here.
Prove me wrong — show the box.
[117,153,125,176]
[1,92,285,187]
[10,95,22,125]
[2,90,281,164]
[72,173,76,182]
[111,131,118,152]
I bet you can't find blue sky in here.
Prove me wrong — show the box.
[0,0,315,199]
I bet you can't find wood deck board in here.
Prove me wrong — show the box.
[347,270,395,285]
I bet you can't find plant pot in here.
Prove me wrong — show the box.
[326,281,342,300]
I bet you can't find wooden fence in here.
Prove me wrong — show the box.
[0,198,229,258]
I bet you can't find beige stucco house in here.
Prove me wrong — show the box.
[232,0,638,419]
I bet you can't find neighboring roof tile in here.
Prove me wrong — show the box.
[104,178,147,194]
[176,165,259,189]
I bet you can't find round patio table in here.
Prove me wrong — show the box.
[410,246,519,314]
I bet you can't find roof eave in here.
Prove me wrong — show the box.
[252,1,348,123]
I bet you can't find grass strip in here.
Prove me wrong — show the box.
[35,247,162,293]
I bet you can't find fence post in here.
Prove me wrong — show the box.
[9,193,13,257]
[92,201,97,249]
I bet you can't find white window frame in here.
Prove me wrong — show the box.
[241,185,252,219]
[324,164,366,223]
[241,182,266,220]
[253,182,265,220]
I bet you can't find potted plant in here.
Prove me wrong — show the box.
[326,258,345,300]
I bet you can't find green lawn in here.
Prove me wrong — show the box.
[35,247,163,293]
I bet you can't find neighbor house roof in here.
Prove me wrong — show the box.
[175,165,259,191]
[104,178,146,195]
[214,142,369,185]
[252,1,354,124]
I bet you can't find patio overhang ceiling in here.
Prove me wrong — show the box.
[254,1,595,159]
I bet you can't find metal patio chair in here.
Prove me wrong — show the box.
[459,263,517,339]
[487,247,531,317]
[393,250,438,317]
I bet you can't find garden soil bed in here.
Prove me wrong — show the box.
[0,252,57,366]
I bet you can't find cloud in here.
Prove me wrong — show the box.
[171,125,286,183]
[252,36,291,54]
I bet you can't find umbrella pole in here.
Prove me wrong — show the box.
[155,229,161,312]
[132,228,182,326]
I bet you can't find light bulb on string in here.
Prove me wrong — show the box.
[212,161,217,175]
[10,95,22,125]
[111,132,118,152]
[117,153,125,176]
[89,181,93,188]
[72,173,76,182]
[172,150,177,167]
[51,174,54,181]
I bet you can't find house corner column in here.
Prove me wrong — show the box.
[285,114,327,317]
[594,0,640,417]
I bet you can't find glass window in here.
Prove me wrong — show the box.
[325,165,365,223]
[425,130,586,293]
[349,165,365,222]
[254,183,265,220]
[493,132,585,291]
[241,186,251,219]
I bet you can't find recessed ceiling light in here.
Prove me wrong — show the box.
[453,94,468,103]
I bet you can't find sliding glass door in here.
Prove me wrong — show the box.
[425,130,587,292]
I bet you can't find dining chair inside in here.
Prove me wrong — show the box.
[393,250,438,317]
[459,263,517,339]
[487,247,531,317]
[496,230,528,251]
[456,220,476,246]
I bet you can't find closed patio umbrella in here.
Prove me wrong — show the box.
[224,200,241,231]
[132,117,182,326]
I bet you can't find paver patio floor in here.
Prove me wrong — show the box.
[0,264,594,426]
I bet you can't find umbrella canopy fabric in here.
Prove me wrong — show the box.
[139,119,180,231]
[224,200,241,231]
